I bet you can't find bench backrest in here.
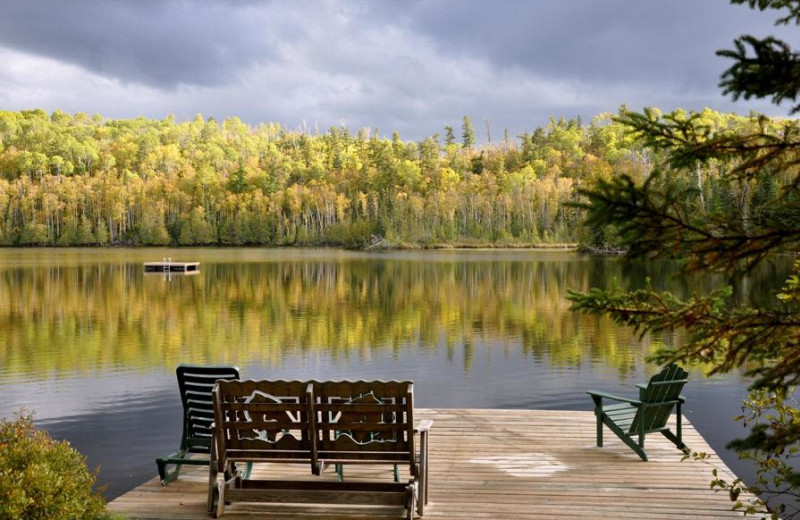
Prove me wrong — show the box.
[313,381,416,471]
[176,364,240,453]
[629,363,688,434]
[211,380,416,475]
[212,380,318,473]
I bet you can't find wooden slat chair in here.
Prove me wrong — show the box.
[587,363,689,461]
[156,364,250,485]
[207,380,319,518]
[207,379,431,519]
[314,381,432,517]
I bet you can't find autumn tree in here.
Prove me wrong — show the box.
[0,108,635,248]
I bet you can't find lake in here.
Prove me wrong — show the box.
[0,247,788,499]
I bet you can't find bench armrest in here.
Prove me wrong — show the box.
[587,390,642,406]
[415,419,434,433]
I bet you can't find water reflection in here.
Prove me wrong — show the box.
[0,248,791,499]
[0,249,713,379]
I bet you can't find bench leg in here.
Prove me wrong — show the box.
[406,484,416,520]
[207,451,218,513]
[211,481,225,518]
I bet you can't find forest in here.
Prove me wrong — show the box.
[0,108,790,248]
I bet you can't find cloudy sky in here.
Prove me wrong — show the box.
[0,0,795,141]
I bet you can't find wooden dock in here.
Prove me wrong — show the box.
[109,409,761,519]
[143,261,200,273]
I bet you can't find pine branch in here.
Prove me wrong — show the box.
[568,285,800,389]
[718,35,800,114]
[574,171,800,273]
[730,0,800,26]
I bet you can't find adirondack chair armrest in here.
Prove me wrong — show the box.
[586,390,642,407]
[415,419,434,433]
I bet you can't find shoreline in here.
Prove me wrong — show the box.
[0,242,581,252]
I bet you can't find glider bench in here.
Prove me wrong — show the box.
[207,379,432,519]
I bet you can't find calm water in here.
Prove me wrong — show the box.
[0,248,789,499]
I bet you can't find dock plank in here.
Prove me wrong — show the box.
[109,409,762,519]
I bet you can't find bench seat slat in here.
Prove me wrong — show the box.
[226,487,409,506]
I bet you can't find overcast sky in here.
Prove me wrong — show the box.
[0,0,796,141]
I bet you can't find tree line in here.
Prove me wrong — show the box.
[0,108,794,249]
[0,109,634,247]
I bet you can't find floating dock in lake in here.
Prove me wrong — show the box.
[143,261,200,274]
[108,408,761,519]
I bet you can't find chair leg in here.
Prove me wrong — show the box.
[601,416,648,461]
[596,413,603,447]
[661,430,686,451]
[621,434,648,461]
[660,403,687,452]
[157,452,186,485]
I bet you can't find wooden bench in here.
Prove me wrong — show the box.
[207,380,432,519]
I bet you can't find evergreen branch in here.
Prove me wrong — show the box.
[718,35,800,114]
[730,0,800,26]
[568,284,800,389]
[575,173,800,273]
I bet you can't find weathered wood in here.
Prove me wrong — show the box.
[225,486,410,506]
[208,380,429,518]
[143,261,200,273]
[111,408,764,519]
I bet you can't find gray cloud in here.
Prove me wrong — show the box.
[404,0,789,89]
[0,0,283,88]
[0,0,795,141]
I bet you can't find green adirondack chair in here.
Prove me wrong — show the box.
[156,364,250,485]
[587,363,689,461]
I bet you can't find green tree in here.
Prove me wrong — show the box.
[461,116,475,149]
[569,1,800,516]
[444,126,456,146]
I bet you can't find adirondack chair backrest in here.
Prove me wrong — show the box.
[212,380,317,473]
[312,381,417,473]
[629,364,688,434]
[176,364,240,453]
